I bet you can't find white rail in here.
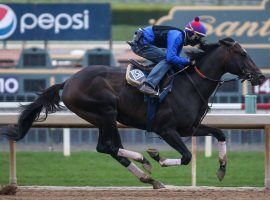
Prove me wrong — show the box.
[2,113,270,188]
[0,102,269,110]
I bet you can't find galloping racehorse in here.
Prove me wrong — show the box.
[2,38,265,189]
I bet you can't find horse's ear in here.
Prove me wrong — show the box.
[219,39,232,47]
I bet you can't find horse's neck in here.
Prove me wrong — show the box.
[189,61,225,101]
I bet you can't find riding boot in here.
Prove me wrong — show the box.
[139,83,159,97]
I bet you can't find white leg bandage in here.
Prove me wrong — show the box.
[127,162,147,179]
[117,148,143,161]
[218,141,227,159]
[159,158,181,167]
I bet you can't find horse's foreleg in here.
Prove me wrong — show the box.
[149,129,192,167]
[194,125,227,181]
[147,148,181,167]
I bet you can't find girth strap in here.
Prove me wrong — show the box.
[146,97,159,132]
[145,75,175,132]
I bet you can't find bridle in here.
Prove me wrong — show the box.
[188,40,256,109]
[193,41,252,84]
[169,40,254,111]
[182,41,253,135]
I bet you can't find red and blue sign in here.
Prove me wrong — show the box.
[0,4,17,40]
[0,3,111,41]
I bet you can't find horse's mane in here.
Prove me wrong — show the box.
[185,37,235,61]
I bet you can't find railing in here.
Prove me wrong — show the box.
[1,102,270,110]
[1,112,270,188]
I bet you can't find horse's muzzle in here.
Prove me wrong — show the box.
[250,73,265,86]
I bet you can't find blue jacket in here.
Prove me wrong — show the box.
[141,26,189,69]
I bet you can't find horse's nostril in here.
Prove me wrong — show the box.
[259,74,266,83]
[259,74,265,79]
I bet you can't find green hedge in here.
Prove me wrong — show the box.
[112,4,172,25]
[112,9,170,25]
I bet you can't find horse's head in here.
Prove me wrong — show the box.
[218,38,265,86]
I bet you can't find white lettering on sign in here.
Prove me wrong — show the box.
[200,15,270,40]
[0,78,19,94]
[38,13,54,30]
[253,78,270,94]
[20,10,89,34]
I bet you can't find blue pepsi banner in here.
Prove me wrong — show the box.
[0,3,111,40]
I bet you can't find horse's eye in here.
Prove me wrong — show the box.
[241,52,247,57]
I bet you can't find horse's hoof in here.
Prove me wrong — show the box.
[216,166,226,181]
[0,184,17,195]
[147,148,160,162]
[147,148,159,157]
[142,157,152,174]
[152,180,165,189]
[139,176,165,189]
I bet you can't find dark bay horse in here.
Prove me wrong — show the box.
[2,38,265,189]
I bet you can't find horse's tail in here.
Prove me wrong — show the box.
[2,82,66,141]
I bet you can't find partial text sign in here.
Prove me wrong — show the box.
[0,3,111,40]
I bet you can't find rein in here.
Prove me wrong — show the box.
[170,64,243,105]
[177,64,244,139]
[185,63,248,139]
[194,66,241,83]
[167,40,250,140]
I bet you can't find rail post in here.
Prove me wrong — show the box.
[63,128,71,156]
[191,136,197,186]
[9,140,17,185]
[265,125,270,189]
[245,95,257,114]
[205,136,212,157]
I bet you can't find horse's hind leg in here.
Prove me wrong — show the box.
[148,129,192,167]
[117,148,152,173]
[194,124,227,181]
[64,93,162,188]
[96,113,152,169]
[96,114,164,189]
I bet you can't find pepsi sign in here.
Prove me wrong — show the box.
[0,3,111,40]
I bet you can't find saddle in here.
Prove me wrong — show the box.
[125,58,177,132]
[126,58,177,100]
[125,44,195,132]
[126,59,154,87]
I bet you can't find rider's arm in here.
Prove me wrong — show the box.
[166,31,190,69]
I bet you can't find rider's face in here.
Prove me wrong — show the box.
[191,33,202,41]
[188,33,203,46]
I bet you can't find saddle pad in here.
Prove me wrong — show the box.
[126,64,146,87]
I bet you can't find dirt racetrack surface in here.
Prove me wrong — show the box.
[0,186,270,200]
